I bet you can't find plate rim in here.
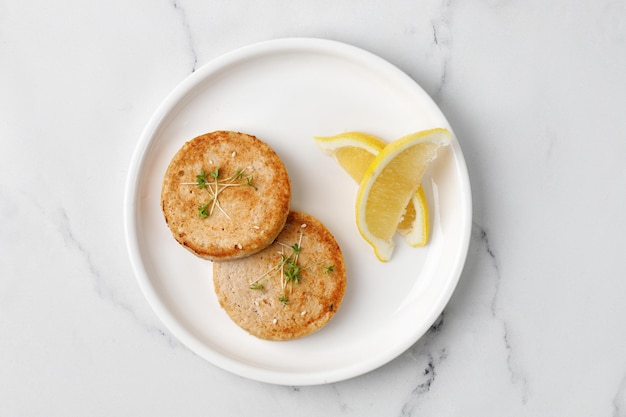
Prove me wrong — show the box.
[123,37,472,385]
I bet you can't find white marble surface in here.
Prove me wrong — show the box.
[2,0,626,415]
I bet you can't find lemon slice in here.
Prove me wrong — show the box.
[314,132,387,182]
[356,128,451,261]
[314,132,431,246]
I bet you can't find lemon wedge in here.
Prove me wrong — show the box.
[314,132,387,182]
[355,128,451,261]
[314,131,431,247]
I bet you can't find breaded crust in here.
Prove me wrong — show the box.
[161,131,291,261]
[213,211,346,341]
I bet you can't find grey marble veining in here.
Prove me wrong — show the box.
[171,0,199,73]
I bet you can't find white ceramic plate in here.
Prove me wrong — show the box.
[124,38,472,385]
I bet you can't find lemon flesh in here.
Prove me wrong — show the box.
[397,186,429,247]
[334,146,379,183]
[356,128,450,261]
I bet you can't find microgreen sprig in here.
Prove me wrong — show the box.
[181,166,255,219]
[249,231,336,304]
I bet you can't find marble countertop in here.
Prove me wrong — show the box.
[2,1,626,415]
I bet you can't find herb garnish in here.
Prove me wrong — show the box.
[249,231,335,304]
[182,166,255,219]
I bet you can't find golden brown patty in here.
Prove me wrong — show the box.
[161,131,291,261]
[213,211,346,341]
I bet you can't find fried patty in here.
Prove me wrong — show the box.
[161,131,291,261]
[213,211,346,341]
